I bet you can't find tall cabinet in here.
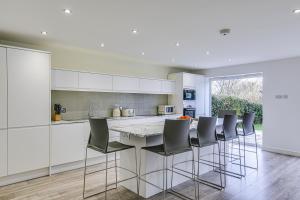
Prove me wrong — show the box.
[0,45,51,177]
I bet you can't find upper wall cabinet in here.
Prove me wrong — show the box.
[52,69,78,89]
[78,72,113,91]
[51,69,175,94]
[7,48,50,128]
[0,47,7,129]
[182,73,196,89]
[113,76,140,93]
[162,80,176,94]
[139,78,162,93]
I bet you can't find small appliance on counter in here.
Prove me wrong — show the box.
[121,108,136,117]
[158,105,175,115]
[52,104,66,121]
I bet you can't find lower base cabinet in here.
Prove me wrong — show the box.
[0,130,7,177]
[51,123,87,166]
[8,126,50,175]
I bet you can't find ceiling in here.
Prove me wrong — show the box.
[0,0,300,69]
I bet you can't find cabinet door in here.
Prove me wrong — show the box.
[52,69,78,89]
[0,130,7,177]
[183,73,196,89]
[51,123,85,166]
[7,49,50,128]
[162,80,176,94]
[0,47,7,129]
[113,76,139,92]
[8,126,49,175]
[139,79,162,93]
[79,72,113,91]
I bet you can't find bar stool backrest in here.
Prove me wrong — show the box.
[197,116,217,143]
[163,119,191,155]
[223,114,238,139]
[218,110,237,118]
[88,118,109,153]
[243,112,255,134]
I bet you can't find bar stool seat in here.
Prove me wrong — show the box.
[142,144,192,156]
[216,133,238,141]
[88,141,135,153]
[190,137,217,148]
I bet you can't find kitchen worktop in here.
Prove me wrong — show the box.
[51,114,181,125]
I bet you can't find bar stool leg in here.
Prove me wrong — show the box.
[243,135,246,176]
[163,156,166,200]
[191,149,198,200]
[237,137,243,177]
[223,141,227,187]
[115,152,117,189]
[217,142,223,189]
[254,133,259,169]
[83,146,88,198]
[134,147,139,199]
[105,154,108,200]
[212,144,215,170]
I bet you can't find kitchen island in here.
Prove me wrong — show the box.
[111,119,214,198]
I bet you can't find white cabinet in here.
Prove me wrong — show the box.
[0,130,7,177]
[139,79,162,93]
[52,69,78,89]
[183,73,196,89]
[0,47,7,129]
[79,72,113,91]
[51,123,86,165]
[162,80,175,94]
[7,49,50,128]
[7,126,49,175]
[113,76,140,92]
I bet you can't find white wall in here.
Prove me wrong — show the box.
[198,57,300,156]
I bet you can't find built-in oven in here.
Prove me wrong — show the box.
[183,89,196,100]
[183,108,196,118]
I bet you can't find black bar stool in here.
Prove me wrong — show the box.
[83,118,139,199]
[216,115,243,187]
[139,119,197,200]
[190,116,224,191]
[218,110,237,118]
[237,112,258,175]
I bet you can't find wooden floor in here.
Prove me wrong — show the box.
[0,148,300,200]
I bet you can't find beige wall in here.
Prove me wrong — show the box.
[0,39,190,79]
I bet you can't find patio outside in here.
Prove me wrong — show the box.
[211,76,263,146]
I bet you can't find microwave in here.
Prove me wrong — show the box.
[183,89,196,100]
[158,105,175,115]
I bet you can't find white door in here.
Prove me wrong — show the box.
[79,72,113,91]
[113,76,140,92]
[139,79,162,93]
[0,47,7,129]
[161,80,176,94]
[8,126,50,175]
[0,130,7,177]
[51,123,85,166]
[7,48,50,128]
[52,69,79,89]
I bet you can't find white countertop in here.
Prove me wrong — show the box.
[51,114,181,125]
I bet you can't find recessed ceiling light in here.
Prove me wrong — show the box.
[206,51,210,55]
[175,42,180,47]
[228,58,232,62]
[293,9,300,14]
[41,31,47,35]
[63,9,72,15]
[141,52,145,55]
[171,58,175,63]
[132,28,138,34]
[100,43,105,47]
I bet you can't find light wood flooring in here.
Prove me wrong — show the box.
[0,148,300,200]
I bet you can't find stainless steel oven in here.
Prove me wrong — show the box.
[183,89,196,100]
[183,108,196,118]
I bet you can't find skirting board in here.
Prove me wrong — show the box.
[262,146,300,157]
[0,168,49,187]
